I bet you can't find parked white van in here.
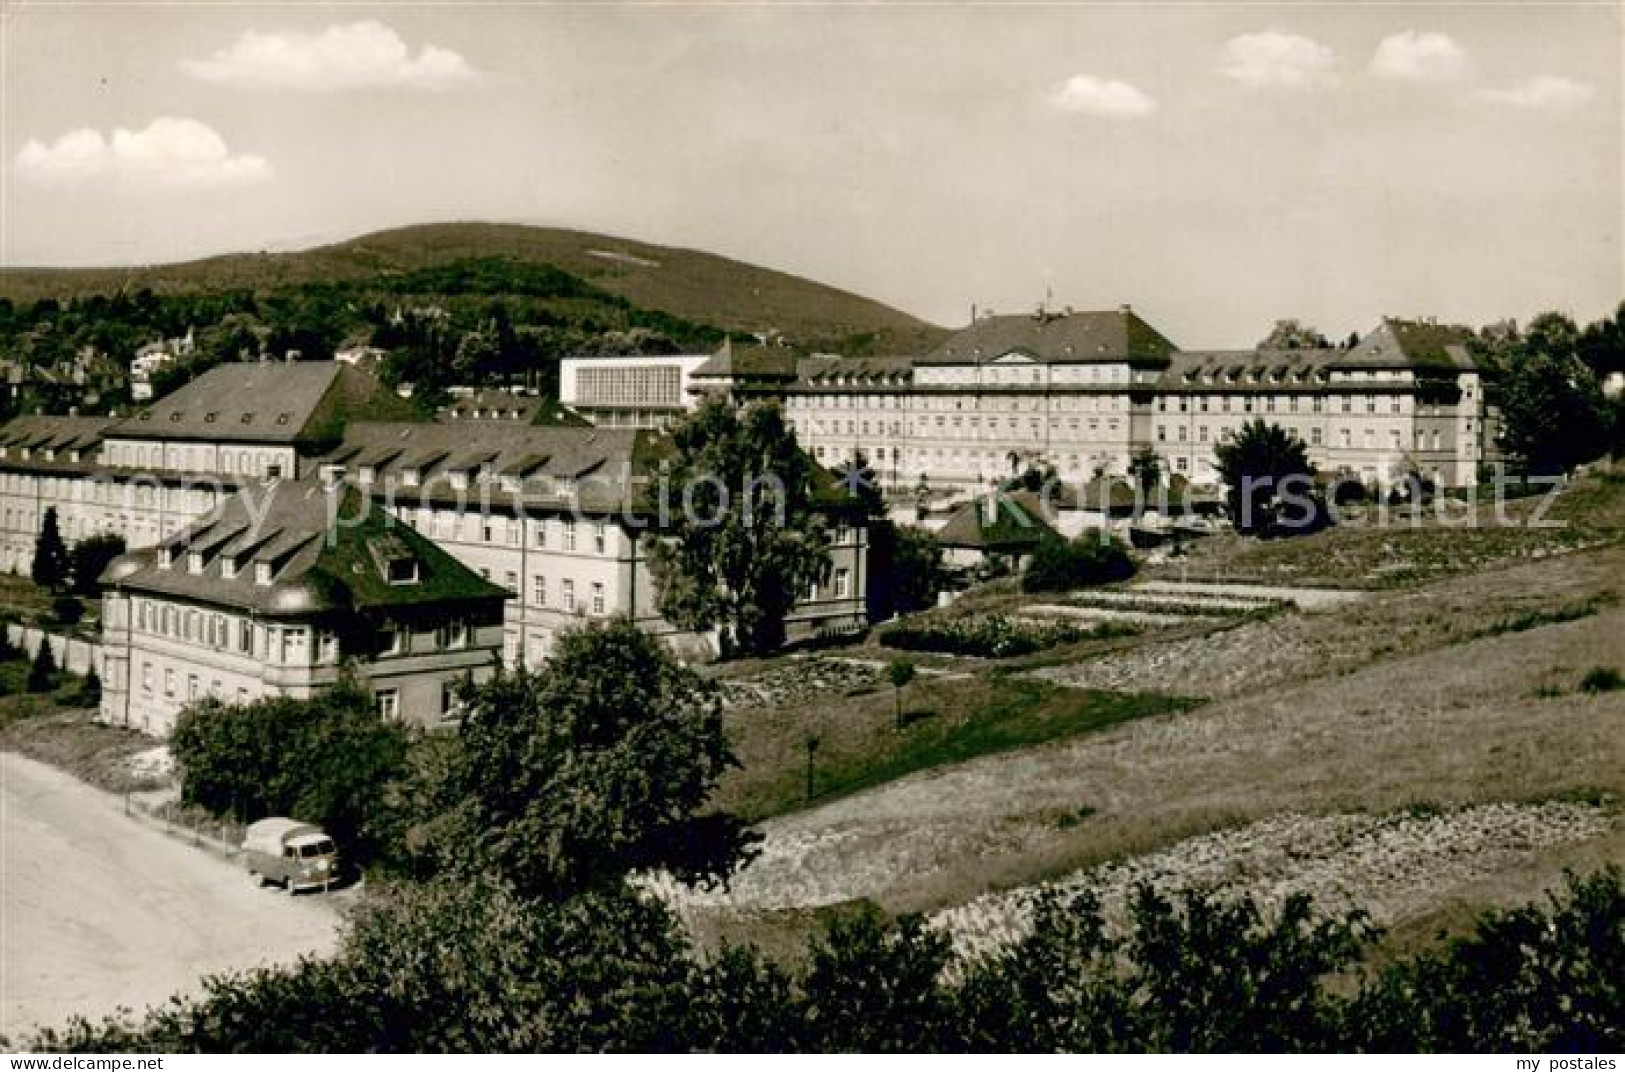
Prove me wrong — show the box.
[242,818,340,894]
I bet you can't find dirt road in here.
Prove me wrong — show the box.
[1,753,342,1040]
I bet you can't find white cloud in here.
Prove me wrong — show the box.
[181,21,481,92]
[1478,75,1595,111]
[1047,75,1157,118]
[1219,29,1339,89]
[13,118,270,188]
[1369,31,1471,84]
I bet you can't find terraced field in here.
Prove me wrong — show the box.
[671,470,1625,956]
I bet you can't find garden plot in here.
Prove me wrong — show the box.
[928,801,1615,962]
[717,658,884,710]
[1133,580,1365,611]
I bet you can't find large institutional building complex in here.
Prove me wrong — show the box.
[0,361,868,732]
[561,309,1496,493]
[0,304,1497,731]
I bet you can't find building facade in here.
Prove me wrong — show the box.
[99,481,507,734]
[1,360,869,732]
[766,311,1495,493]
[559,353,715,429]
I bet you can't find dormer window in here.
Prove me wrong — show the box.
[358,466,375,485]
[254,561,272,586]
[187,551,204,574]
[386,557,419,585]
[158,547,174,570]
[222,557,238,580]
[403,468,420,486]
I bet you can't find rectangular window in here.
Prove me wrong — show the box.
[563,522,576,551]
[164,668,175,697]
[533,521,548,549]
[141,662,153,692]
[375,689,400,722]
[834,568,850,598]
[187,674,199,700]
[379,627,403,656]
[591,582,605,615]
[594,522,607,554]
[533,574,547,606]
[504,570,518,593]
[238,620,253,654]
[562,579,576,612]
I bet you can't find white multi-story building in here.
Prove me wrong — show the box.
[757,310,1496,493]
[1,360,870,731]
[99,480,507,734]
[559,352,715,429]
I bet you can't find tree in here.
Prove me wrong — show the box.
[31,507,69,591]
[866,523,945,622]
[1022,532,1135,593]
[1213,421,1317,535]
[887,658,916,730]
[1258,319,1329,351]
[832,450,886,518]
[170,674,408,865]
[647,399,835,657]
[410,617,757,900]
[1127,446,1163,496]
[1496,312,1611,477]
[70,533,127,598]
[78,665,102,706]
[26,638,57,692]
[50,594,84,626]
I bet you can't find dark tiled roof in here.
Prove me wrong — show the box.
[333,421,668,514]
[935,492,1059,550]
[0,415,118,457]
[921,309,1178,367]
[1157,349,1339,389]
[792,355,915,390]
[692,340,801,380]
[104,479,506,617]
[1334,319,1477,372]
[110,361,416,444]
[442,389,544,422]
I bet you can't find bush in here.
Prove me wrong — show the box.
[880,614,1136,658]
[50,594,84,627]
[1022,533,1135,594]
[23,858,1623,1053]
[1578,667,1623,694]
[76,667,102,706]
[170,675,408,866]
[69,533,127,598]
[26,638,57,693]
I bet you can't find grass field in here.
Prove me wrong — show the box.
[0,657,166,795]
[718,673,1190,821]
[672,466,1625,958]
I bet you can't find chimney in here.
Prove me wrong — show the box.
[1119,303,1133,315]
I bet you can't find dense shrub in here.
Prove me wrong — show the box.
[30,869,1621,1053]
[1022,532,1136,594]
[50,594,84,627]
[68,533,127,598]
[169,675,408,865]
[26,638,57,692]
[881,614,1136,658]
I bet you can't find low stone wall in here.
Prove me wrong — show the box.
[4,622,103,677]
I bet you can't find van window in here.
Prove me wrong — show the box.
[283,846,297,859]
[299,842,333,858]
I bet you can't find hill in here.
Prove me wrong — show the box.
[0,222,946,354]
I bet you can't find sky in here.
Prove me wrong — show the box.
[2,2,1620,348]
